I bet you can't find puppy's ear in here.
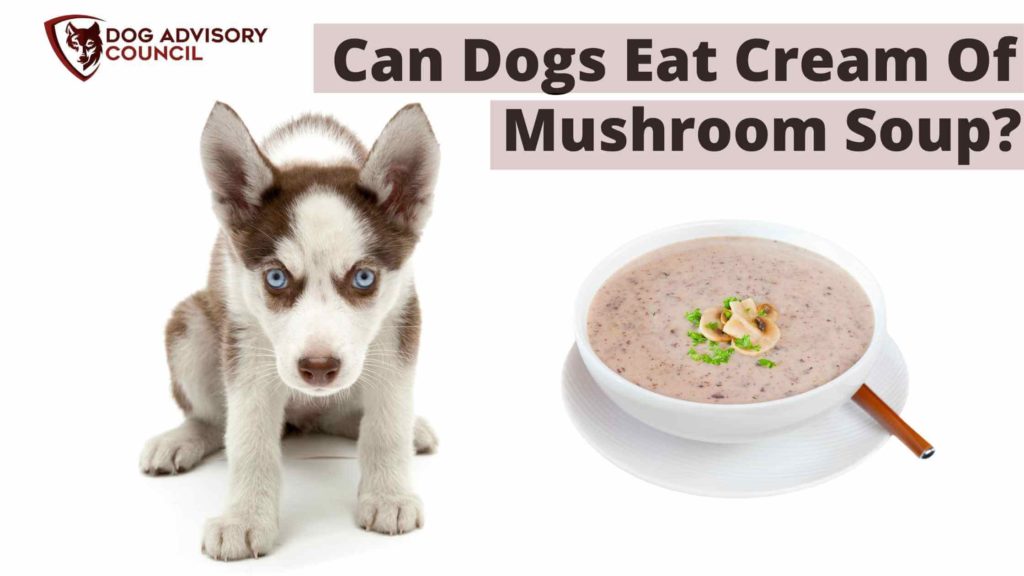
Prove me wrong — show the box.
[200,102,274,230]
[359,104,439,236]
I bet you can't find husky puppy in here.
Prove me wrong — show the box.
[139,102,440,560]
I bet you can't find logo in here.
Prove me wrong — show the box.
[44,14,268,82]
[45,15,105,81]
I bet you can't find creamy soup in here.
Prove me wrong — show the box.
[587,237,874,404]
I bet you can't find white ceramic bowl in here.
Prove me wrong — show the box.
[574,220,887,444]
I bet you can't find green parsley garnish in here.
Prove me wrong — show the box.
[685,308,702,327]
[687,330,707,345]
[757,358,777,368]
[706,321,721,331]
[733,335,761,352]
[688,341,735,366]
[758,307,768,317]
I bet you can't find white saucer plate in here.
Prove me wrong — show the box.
[563,335,909,497]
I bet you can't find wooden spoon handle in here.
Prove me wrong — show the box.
[852,384,934,459]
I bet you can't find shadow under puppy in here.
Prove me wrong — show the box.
[139,101,440,560]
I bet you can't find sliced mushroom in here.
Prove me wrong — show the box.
[719,309,731,325]
[719,298,745,323]
[740,298,758,316]
[723,299,757,337]
[723,299,781,355]
[699,307,732,343]
[750,315,781,353]
[757,303,779,322]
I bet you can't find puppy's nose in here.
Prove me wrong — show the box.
[297,356,341,386]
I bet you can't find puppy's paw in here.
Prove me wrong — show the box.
[139,429,207,475]
[358,493,423,535]
[414,417,439,455]
[202,513,277,561]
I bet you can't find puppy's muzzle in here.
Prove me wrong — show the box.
[297,356,341,387]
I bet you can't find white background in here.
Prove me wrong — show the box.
[3,1,1021,574]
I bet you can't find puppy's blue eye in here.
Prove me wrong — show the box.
[353,268,376,290]
[265,268,288,290]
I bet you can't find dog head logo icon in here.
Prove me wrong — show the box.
[45,15,105,81]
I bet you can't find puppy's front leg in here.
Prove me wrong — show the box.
[357,363,422,535]
[202,371,288,560]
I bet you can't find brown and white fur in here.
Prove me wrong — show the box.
[139,102,440,560]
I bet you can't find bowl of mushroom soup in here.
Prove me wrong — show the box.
[575,221,886,443]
